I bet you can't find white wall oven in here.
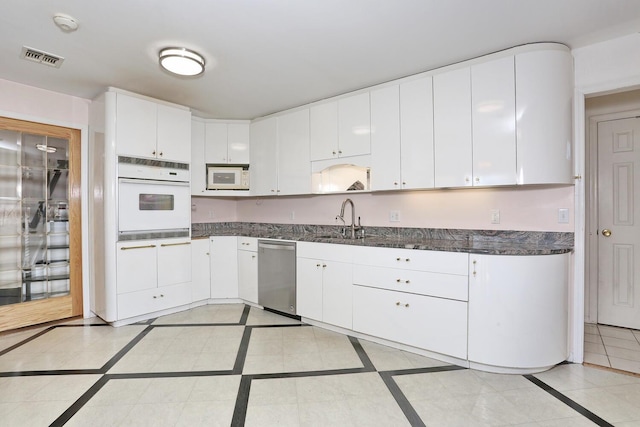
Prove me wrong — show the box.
[117,157,190,240]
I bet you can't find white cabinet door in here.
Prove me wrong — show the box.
[400,76,435,190]
[116,241,158,294]
[157,239,192,288]
[157,104,191,163]
[471,56,516,186]
[238,249,258,304]
[227,123,250,164]
[191,120,206,195]
[277,109,311,195]
[191,239,211,302]
[434,67,472,188]
[322,261,353,329]
[353,285,467,359]
[468,254,569,370]
[250,118,278,195]
[296,257,323,321]
[115,94,157,159]
[310,101,338,161]
[210,236,238,299]
[205,122,228,163]
[370,85,401,191]
[516,49,573,185]
[338,92,371,158]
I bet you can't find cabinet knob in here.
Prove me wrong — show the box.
[338,150,342,154]
[396,257,401,261]
[252,255,256,259]
[396,301,400,306]
[153,295,157,299]
[271,189,275,192]
[405,258,410,262]
[394,182,398,186]
[404,303,409,308]
[322,264,327,268]
[159,152,163,157]
[465,177,470,182]
[405,280,410,284]
[152,150,156,155]
[206,252,209,255]
[316,263,321,267]
[332,151,337,155]
[160,294,164,298]
[475,177,480,182]
[396,279,401,283]
[472,260,477,277]
[402,182,406,185]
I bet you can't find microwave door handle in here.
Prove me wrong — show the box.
[118,178,189,187]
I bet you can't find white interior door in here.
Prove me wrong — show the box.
[597,117,640,329]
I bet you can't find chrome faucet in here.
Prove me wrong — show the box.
[336,198,361,239]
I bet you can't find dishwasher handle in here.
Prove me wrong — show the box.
[258,241,296,251]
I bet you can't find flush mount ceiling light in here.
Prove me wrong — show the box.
[36,144,57,153]
[159,47,205,76]
[53,13,79,32]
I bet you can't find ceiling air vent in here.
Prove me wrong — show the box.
[20,46,64,68]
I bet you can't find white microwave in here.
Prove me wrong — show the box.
[207,165,250,190]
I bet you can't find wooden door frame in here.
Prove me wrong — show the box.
[586,108,640,325]
[0,116,82,331]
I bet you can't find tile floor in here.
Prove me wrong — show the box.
[584,323,640,375]
[1,305,640,426]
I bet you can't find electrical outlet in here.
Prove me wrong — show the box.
[558,208,569,223]
[389,210,400,222]
[491,209,500,224]
[208,210,215,219]
[289,211,295,220]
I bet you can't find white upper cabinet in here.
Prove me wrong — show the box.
[115,92,191,163]
[277,109,311,195]
[338,92,371,158]
[471,56,517,186]
[191,120,206,195]
[310,101,338,161]
[400,76,435,190]
[370,85,401,191]
[310,92,371,161]
[205,122,250,164]
[516,48,573,185]
[434,67,473,188]
[250,117,278,196]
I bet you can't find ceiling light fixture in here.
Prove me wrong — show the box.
[36,144,57,153]
[159,47,205,76]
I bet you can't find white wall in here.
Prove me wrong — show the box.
[570,33,640,364]
[229,186,574,231]
[0,78,91,317]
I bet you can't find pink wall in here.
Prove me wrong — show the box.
[193,185,575,231]
[0,78,89,126]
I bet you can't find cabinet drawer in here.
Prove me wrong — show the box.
[353,246,468,274]
[237,237,257,251]
[353,285,467,359]
[353,265,468,301]
[297,241,353,263]
[117,282,191,320]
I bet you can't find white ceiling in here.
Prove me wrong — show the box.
[1,0,639,119]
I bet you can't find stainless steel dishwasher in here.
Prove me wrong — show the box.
[258,240,297,316]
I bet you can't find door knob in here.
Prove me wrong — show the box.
[602,229,612,237]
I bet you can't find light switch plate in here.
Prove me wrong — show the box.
[558,208,569,223]
[389,210,400,222]
[491,209,500,224]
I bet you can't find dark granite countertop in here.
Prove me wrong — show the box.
[192,222,573,256]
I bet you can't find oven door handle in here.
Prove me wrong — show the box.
[118,178,189,187]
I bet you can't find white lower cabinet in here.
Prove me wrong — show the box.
[209,236,238,299]
[352,245,468,359]
[237,237,258,304]
[116,238,191,320]
[353,285,468,359]
[296,242,353,329]
[191,238,211,302]
[468,253,569,372]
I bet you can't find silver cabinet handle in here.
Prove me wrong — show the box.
[121,244,156,250]
[160,242,191,247]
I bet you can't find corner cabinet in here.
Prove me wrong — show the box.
[114,90,191,163]
[468,253,569,373]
